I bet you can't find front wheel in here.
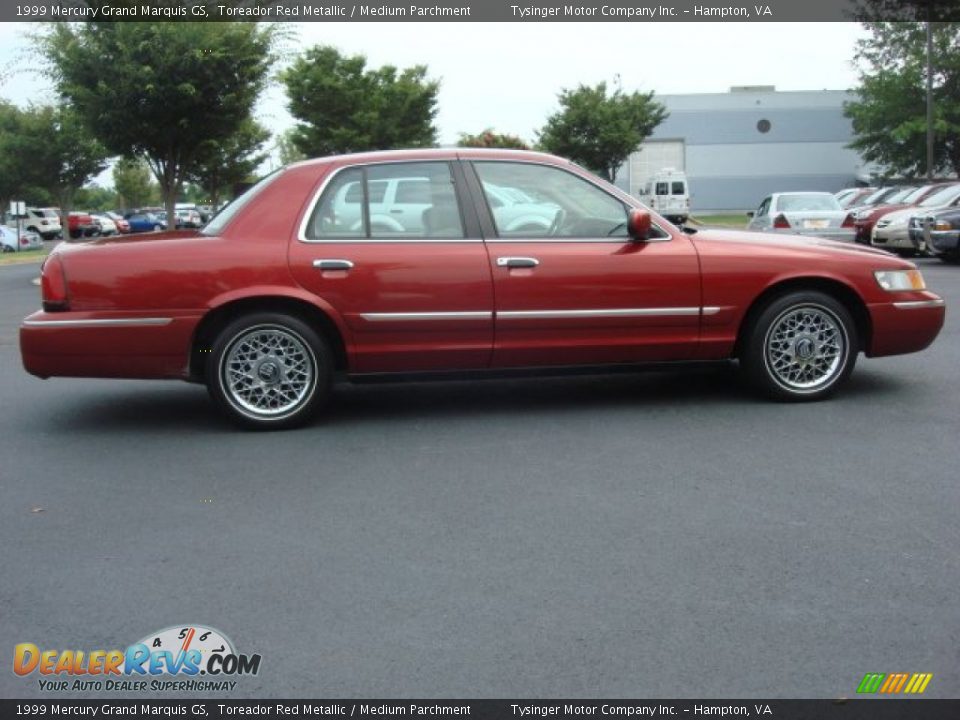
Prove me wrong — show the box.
[206,313,333,430]
[740,291,858,401]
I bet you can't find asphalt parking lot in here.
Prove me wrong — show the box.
[0,256,958,699]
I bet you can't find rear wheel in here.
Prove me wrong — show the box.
[206,313,333,430]
[740,291,858,401]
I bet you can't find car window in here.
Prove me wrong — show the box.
[474,161,629,239]
[919,184,960,207]
[203,169,283,236]
[655,182,669,196]
[756,198,771,217]
[671,181,685,195]
[308,162,464,240]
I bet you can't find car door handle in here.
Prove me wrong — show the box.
[496,256,540,268]
[313,259,354,271]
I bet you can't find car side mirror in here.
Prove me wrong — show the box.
[627,209,652,241]
[746,211,755,217]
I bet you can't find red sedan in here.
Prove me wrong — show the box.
[20,149,945,429]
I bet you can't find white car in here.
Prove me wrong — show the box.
[0,225,43,252]
[871,183,960,254]
[25,208,62,240]
[747,192,855,242]
[92,213,118,236]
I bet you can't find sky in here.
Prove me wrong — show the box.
[0,21,868,184]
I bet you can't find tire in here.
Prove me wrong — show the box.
[153,225,163,232]
[939,253,960,265]
[1,244,13,253]
[740,291,858,402]
[206,313,333,430]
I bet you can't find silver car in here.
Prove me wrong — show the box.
[747,192,855,242]
[0,225,43,252]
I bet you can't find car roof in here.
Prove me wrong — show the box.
[287,147,571,170]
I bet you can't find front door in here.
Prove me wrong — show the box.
[466,160,703,368]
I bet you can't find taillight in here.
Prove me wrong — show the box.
[41,254,69,311]
[841,213,855,228]
[20,237,28,246]
[773,214,791,229]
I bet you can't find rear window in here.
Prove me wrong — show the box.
[776,194,841,212]
[655,182,669,196]
[202,169,282,235]
[671,181,685,195]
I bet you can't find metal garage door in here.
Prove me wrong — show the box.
[628,140,685,197]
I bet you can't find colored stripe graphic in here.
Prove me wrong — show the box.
[857,672,932,694]
[857,673,885,693]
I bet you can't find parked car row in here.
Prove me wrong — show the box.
[745,182,960,263]
[13,204,210,242]
[839,182,960,260]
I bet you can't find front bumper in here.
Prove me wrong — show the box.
[871,224,914,250]
[867,293,945,357]
[925,229,960,255]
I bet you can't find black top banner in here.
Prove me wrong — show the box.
[4,700,960,719]
[6,0,960,22]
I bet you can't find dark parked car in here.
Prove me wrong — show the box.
[913,206,960,264]
[21,149,945,430]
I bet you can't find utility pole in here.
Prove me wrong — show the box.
[925,12,934,180]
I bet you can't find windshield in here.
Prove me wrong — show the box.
[202,169,283,236]
[919,184,960,207]
[902,186,932,203]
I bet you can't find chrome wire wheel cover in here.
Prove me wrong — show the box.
[763,304,848,393]
[220,325,316,419]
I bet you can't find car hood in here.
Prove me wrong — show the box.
[692,228,894,258]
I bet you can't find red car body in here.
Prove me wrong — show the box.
[20,149,945,427]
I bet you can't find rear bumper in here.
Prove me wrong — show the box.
[20,310,201,380]
[867,294,945,357]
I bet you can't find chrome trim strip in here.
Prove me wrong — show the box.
[313,259,355,270]
[892,299,946,309]
[498,307,702,319]
[359,311,493,322]
[701,306,722,315]
[22,317,174,328]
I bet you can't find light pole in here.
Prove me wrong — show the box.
[926,13,934,180]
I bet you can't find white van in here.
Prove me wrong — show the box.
[640,169,690,225]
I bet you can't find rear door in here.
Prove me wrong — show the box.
[465,160,703,368]
[289,160,494,373]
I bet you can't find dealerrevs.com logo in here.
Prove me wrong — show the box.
[13,625,261,693]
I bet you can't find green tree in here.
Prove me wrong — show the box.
[113,157,158,210]
[538,82,668,182]
[74,184,117,212]
[276,128,306,166]
[42,22,279,226]
[19,104,109,227]
[457,128,530,149]
[845,22,960,177]
[282,45,439,157]
[187,118,270,207]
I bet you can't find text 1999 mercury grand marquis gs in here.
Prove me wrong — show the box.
[21,149,946,429]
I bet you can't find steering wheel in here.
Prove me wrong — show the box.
[548,208,567,237]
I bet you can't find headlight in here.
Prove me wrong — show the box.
[874,269,926,291]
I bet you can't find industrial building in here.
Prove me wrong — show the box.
[617,86,872,213]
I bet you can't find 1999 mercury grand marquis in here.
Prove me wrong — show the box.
[20,149,945,429]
